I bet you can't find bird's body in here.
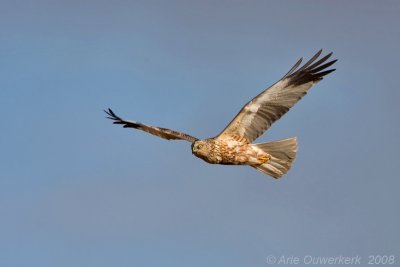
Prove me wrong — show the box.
[105,50,336,178]
[192,136,269,166]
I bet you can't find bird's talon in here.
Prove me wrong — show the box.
[258,155,270,164]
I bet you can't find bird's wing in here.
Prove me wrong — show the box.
[105,108,198,143]
[217,50,337,143]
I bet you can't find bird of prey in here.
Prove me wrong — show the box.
[105,50,336,178]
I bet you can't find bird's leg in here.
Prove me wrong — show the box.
[257,154,271,164]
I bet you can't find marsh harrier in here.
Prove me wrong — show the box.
[105,50,336,178]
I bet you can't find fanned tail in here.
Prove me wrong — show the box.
[251,137,297,179]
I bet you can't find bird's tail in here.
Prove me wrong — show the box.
[251,137,297,179]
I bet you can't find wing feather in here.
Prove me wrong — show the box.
[105,108,198,143]
[218,50,337,143]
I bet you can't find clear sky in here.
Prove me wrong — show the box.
[1,1,399,266]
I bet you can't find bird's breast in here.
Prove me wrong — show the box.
[194,138,252,165]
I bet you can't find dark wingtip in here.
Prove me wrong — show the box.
[104,108,120,121]
[108,108,115,116]
[287,50,337,85]
[318,68,336,77]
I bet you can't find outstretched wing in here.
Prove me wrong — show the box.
[105,108,198,143]
[218,50,337,143]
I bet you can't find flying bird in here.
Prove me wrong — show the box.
[105,50,336,178]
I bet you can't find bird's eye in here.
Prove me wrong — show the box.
[197,144,203,149]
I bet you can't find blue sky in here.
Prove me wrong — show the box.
[1,1,399,266]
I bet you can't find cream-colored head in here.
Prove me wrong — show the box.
[191,140,210,159]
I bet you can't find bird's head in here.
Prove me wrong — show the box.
[191,140,210,158]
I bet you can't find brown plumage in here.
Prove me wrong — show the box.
[105,50,336,178]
